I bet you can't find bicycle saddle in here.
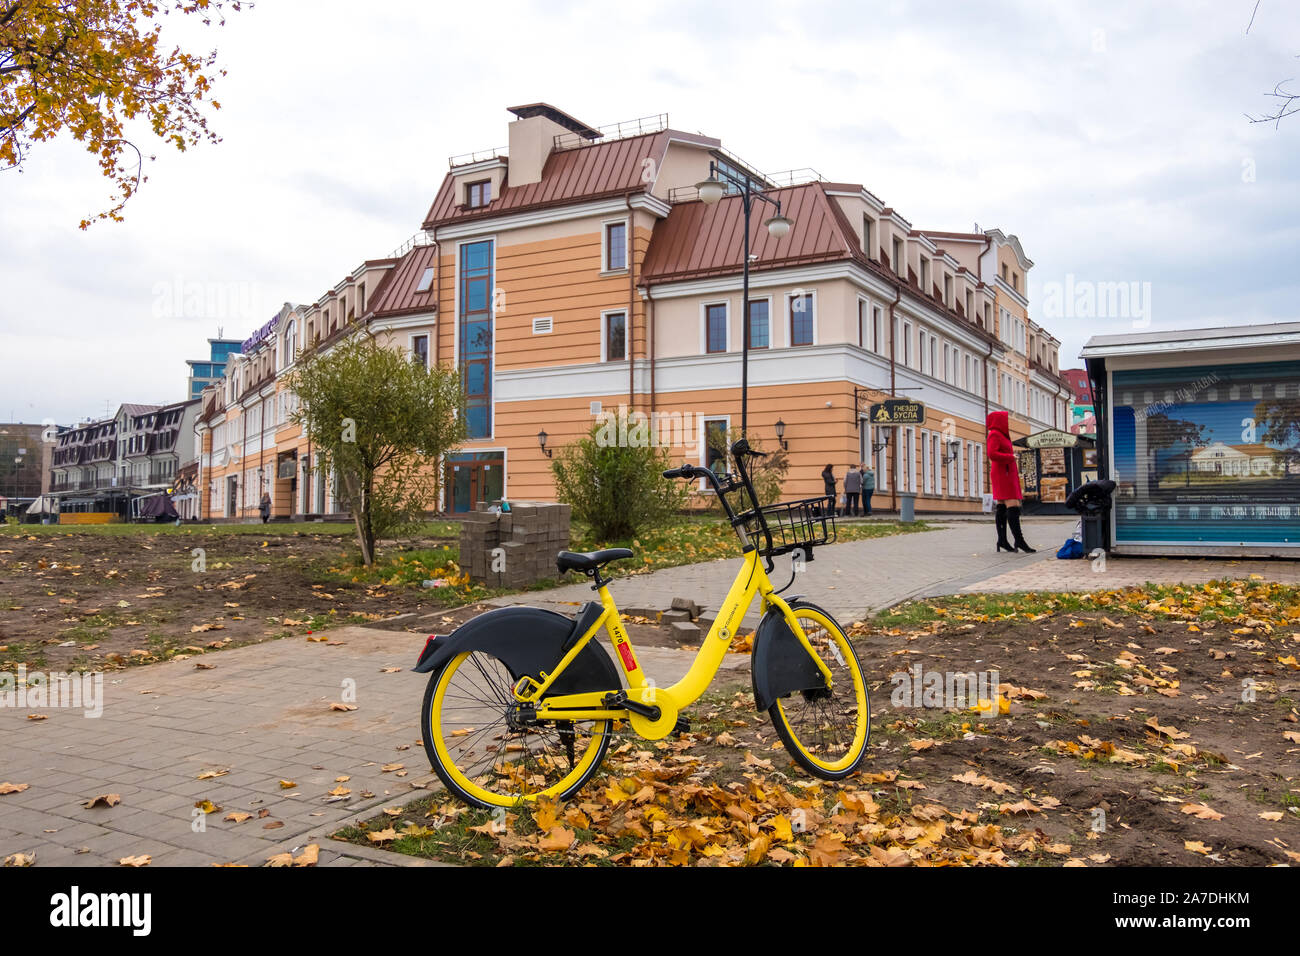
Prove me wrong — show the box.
[556,548,634,574]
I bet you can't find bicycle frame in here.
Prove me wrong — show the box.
[523,547,834,724]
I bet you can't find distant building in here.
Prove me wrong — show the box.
[50,400,200,516]
[1062,366,1096,435]
[186,338,243,400]
[0,423,56,513]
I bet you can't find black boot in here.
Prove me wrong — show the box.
[1008,506,1036,553]
[995,503,1013,552]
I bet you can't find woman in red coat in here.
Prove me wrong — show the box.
[986,410,1035,553]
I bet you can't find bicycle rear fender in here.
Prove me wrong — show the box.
[751,600,830,711]
[412,605,619,697]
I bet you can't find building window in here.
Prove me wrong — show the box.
[862,215,875,258]
[1001,262,1008,281]
[703,417,728,477]
[604,221,627,272]
[411,333,429,368]
[747,299,769,349]
[873,306,883,355]
[903,321,912,367]
[458,239,494,439]
[705,303,728,353]
[466,180,490,208]
[943,274,953,307]
[789,292,814,346]
[415,267,434,293]
[920,258,931,293]
[893,236,904,277]
[604,311,627,361]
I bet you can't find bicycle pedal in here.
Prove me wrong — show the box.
[603,691,661,721]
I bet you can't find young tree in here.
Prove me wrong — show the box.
[550,409,686,542]
[289,329,466,566]
[1,0,243,226]
[704,426,789,510]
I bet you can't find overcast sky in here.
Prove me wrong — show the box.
[2,0,1297,424]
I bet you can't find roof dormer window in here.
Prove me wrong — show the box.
[415,267,435,293]
[466,180,491,208]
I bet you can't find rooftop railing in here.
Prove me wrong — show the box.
[448,146,508,168]
[552,113,669,151]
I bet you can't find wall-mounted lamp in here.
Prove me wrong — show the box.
[774,418,788,450]
[944,438,961,464]
[538,430,553,458]
[872,431,891,454]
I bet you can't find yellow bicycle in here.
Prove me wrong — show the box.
[415,438,870,808]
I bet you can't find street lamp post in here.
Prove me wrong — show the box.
[695,163,792,436]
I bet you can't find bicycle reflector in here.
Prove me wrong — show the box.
[416,635,445,669]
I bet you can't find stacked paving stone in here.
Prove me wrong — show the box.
[459,501,571,589]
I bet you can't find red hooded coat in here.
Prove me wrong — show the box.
[985,410,1023,501]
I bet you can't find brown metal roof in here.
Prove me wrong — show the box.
[367,244,440,319]
[423,131,679,230]
[642,182,1002,349]
[641,183,858,283]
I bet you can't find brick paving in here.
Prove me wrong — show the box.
[5,515,1299,867]
[0,626,740,867]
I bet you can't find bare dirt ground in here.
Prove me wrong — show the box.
[846,609,1300,865]
[0,530,452,670]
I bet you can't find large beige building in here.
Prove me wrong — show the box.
[197,104,1069,520]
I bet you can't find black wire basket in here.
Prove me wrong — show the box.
[737,495,838,557]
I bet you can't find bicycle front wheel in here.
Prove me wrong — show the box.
[422,649,613,809]
[767,603,870,779]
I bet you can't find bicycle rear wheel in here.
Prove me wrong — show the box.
[766,603,869,779]
[422,649,613,809]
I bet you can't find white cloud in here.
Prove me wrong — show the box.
[1,0,1297,422]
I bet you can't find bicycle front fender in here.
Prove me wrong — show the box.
[751,600,830,711]
[412,605,620,698]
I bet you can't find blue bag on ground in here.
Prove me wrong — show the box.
[1056,538,1084,560]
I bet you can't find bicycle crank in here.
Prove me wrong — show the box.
[604,689,681,741]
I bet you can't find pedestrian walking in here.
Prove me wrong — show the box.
[259,491,272,524]
[844,463,862,516]
[861,463,875,516]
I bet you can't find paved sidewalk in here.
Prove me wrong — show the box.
[0,627,741,867]
[961,553,1300,594]
[497,517,1079,623]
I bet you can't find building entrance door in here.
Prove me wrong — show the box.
[446,452,504,514]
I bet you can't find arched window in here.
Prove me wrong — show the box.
[283,319,297,366]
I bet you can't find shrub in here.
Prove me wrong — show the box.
[550,410,687,541]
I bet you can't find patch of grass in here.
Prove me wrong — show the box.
[873,592,1094,629]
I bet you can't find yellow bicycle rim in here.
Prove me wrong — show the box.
[774,610,868,773]
[429,651,610,807]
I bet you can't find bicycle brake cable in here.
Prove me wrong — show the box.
[773,553,798,595]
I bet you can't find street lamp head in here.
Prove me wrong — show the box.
[695,177,725,205]
[764,214,793,239]
[775,418,786,440]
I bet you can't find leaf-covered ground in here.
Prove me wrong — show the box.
[338,579,1300,867]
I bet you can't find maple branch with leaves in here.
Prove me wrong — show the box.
[0,0,246,226]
